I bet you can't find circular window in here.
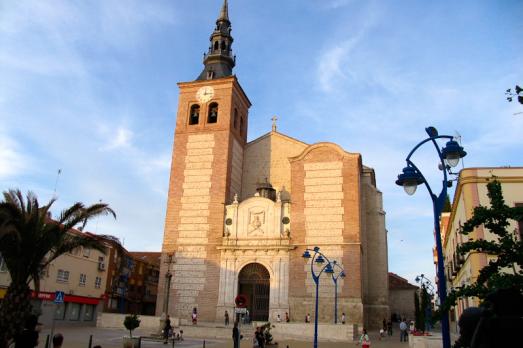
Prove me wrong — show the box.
[282,217,290,225]
[225,218,233,226]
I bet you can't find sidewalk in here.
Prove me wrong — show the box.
[35,326,414,348]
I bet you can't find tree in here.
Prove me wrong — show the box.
[414,291,422,330]
[505,85,523,105]
[124,314,141,338]
[0,189,115,347]
[442,179,523,311]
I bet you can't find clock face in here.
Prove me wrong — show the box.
[196,86,214,103]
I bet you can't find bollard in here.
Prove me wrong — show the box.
[44,334,50,348]
[203,339,206,348]
[88,334,93,348]
[172,337,175,348]
[138,336,142,348]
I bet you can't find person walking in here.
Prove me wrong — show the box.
[305,313,311,323]
[358,328,371,348]
[387,320,393,336]
[225,310,230,326]
[341,312,346,324]
[163,315,171,344]
[255,326,265,348]
[192,308,198,325]
[399,319,408,342]
[285,312,290,323]
[52,333,64,348]
[232,322,241,348]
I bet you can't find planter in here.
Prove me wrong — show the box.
[123,336,141,348]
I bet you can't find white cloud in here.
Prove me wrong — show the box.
[0,134,28,179]
[101,127,134,150]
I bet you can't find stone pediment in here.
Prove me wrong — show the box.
[223,195,291,245]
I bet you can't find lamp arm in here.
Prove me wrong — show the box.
[405,135,453,162]
[406,159,436,199]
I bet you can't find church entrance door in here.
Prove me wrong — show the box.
[238,263,270,322]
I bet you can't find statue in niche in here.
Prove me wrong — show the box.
[248,211,265,236]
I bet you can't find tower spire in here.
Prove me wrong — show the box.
[196,0,235,81]
[219,0,229,21]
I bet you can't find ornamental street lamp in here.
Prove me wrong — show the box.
[396,126,466,348]
[302,247,334,348]
[330,261,346,324]
[415,274,435,332]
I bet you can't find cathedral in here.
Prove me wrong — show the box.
[157,1,389,329]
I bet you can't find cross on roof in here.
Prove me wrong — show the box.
[271,115,278,132]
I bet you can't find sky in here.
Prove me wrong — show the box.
[1,0,522,286]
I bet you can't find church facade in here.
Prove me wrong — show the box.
[157,1,389,329]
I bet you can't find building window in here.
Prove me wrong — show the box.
[95,276,102,289]
[84,304,95,321]
[0,253,7,272]
[68,303,81,321]
[54,303,66,320]
[208,103,218,123]
[79,273,87,286]
[57,269,70,283]
[83,247,91,258]
[189,104,200,125]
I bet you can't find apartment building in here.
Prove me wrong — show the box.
[0,228,108,327]
[443,167,523,326]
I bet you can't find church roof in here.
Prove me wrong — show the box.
[388,272,418,290]
[246,130,309,148]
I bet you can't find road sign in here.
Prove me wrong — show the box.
[54,291,64,304]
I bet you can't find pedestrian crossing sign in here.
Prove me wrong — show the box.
[54,291,64,304]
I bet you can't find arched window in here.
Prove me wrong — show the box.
[234,109,238,129]
[189,104,200,125]
[221,41,226,50]
[214,41,219,51]
[208,103,218,123]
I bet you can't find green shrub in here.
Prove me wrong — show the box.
[124,314,141,337]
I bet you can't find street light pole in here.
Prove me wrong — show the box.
[302,247,334,348]
[396,126,466,348]
[330,261,346,324]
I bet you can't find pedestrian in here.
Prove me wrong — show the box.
[285,312,290,323]
[399,318,408,342]
[358,328,371,348]
[14,314,39,347]
[255,326,265,348]
[387,320,393,336]
[163,315,171,344]
[276,314,281,323]
[409,320,415,333]
[179,330,184,341]
[52,333,64,348]
[232,321,241,348]
[192,307,198,325]
[383,318,387,331]
[341,312,346,324]
[305,313,311,323]
[225,310,230,326]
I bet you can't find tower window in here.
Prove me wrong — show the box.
[214,41,219,51]
[240,117,244,135]
[207,70,214,80]
[189,104,200,125]
[208,103,218,123]
[221,41,226,50]
[234,109,238,129]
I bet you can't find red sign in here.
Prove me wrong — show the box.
[31,291,101,305]
[235,294,248,308]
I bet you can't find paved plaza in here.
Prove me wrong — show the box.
[36,326,413,348]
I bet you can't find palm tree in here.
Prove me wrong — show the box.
[0,189,116,347]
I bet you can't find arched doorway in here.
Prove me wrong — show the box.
[238,263,270,321]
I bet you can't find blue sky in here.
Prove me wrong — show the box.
[1,0,522,285]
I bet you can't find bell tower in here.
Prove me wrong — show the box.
[157,0,251,321]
